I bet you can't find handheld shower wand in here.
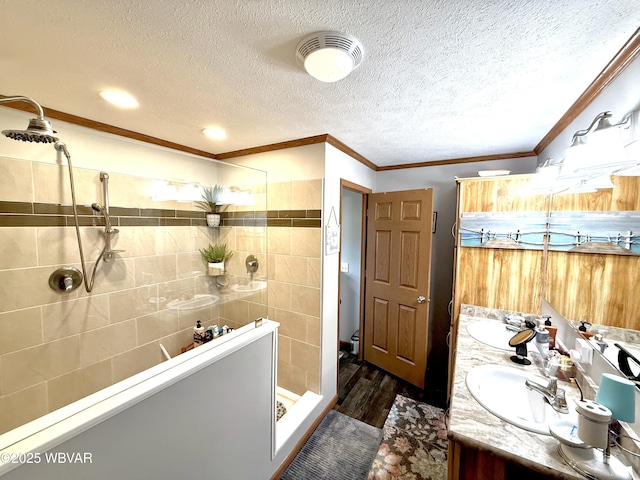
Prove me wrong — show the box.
[54,141,106,292]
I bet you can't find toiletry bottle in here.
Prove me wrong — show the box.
[578,320,593,339]
[543,315,557,349]
[534,322,550,358]
[593,333,607,353]
[203,329,214,343]
[194,320,205,347]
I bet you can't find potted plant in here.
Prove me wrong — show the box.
[199,243,233,275]
[195,185,226,226]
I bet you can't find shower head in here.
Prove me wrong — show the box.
[0,96,59,143]
[2,117,58,143]
[92,203,112,227]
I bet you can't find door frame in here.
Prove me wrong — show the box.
[338,179,371,363]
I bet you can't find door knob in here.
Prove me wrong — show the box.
[417,296,426,304]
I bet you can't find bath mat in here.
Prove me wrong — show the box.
[367,394,448,480]
[280,409,383,480]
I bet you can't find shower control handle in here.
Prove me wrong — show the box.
[246,255,259,274]
[49,267,83,293]
[63,276,74,292]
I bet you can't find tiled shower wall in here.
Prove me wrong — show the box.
[265,179,323,396]
[0,155,268,435]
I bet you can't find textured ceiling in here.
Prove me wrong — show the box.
[0,0,639,167]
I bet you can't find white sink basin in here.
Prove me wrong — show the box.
[466,320,516,351]
[167,294,219,310]
[466,364,571,435]
[232,280,267,292]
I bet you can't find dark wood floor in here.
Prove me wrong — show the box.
[333,352,429,429]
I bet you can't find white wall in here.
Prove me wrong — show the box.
[339,188,362,344]
[323,144,376,393]
[222,143,325,182]
[375,156,538,401]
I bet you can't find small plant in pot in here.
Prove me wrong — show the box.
[199,243,233,276]
[195,185,227,226]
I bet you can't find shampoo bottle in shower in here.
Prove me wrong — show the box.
[194,320,205,347]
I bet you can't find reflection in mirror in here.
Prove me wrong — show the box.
[565,319,640,387]
[544,175,640,382]
[616,342,640,383]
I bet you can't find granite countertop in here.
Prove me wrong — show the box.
[448,309,585,479]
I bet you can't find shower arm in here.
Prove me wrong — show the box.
[0,96,46,118]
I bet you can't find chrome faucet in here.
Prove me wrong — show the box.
[525,377,569,414]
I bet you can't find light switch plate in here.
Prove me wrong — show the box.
[340,262,349,272]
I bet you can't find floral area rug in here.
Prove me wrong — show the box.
[367,394,448,480]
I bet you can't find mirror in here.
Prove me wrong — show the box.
[543,174,640,381]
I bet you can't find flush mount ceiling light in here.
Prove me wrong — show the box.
[99,90,139,108]
[295,31,364,83]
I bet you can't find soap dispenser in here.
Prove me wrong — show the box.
[193,320,205,347]
[578,320,593,339]
[534,321,550,358]
[543,315,557,349]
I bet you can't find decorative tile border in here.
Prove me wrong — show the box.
[0,201,321,228]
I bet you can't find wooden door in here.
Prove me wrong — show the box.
[363,188,434,388]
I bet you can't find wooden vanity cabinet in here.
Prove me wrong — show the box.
[448,441,556,480]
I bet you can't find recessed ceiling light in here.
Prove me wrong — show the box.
[99,90,139,108]
[202,127,227,140]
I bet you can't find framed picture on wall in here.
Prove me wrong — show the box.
[325,224,340,255]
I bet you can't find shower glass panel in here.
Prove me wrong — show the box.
[0,129,267,436]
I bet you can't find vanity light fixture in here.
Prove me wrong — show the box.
[529,158,564,193]
[202,127,227,140]
[295,31,364,83]
[99,90,139,109]
[533,108,639,193]
[559,111,634,178]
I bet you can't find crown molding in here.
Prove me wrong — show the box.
[376,151,537,171]
[215,135,328,159]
